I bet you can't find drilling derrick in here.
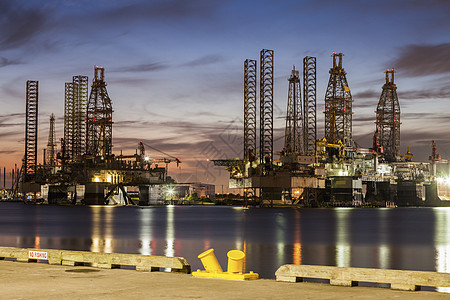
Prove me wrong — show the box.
[283,66,302,155]
[138,141,145,160]
[46,114,57,166]
[244,59,257,164]
[429,140,441,177]
[303,56,317,156]
[375,69,400,160]
[64,82,74,160]
[86,66,113,157]
[260,49,274,174]
[324,53,353,146]
[24,80,38,180]
[72,75,88,160]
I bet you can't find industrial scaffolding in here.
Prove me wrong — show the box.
[259,49,274,174]
[213,50,442,208]
[19,65,177,205]
[303,56,317,156]
[244,59,257,163]
[24,80,38,179]
[64,76,89,161]
[324,53,353,147]
[46,114,57,166]
[64,82,74,160]
[72,75,89,160]
[376,69,400,160]
[86,66,113,157]
[283,66,302,154]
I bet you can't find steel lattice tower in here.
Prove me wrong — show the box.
[376,69,400,160]
[244,59,257,163]
[64,82,74,160]
[324,53,353,146]
[283,67,302,154]
[24,80,38,178]
[260,49,274,173]
[46,114,57,166]
[72,75,89,159]
[303,56,317,156]
[86,66,113,157]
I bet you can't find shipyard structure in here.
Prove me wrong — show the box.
[19,66,181,205]
[214,50,448,207]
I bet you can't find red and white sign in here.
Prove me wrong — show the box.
[28,250,48,260]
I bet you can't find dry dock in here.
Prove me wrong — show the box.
[0,260,448,300]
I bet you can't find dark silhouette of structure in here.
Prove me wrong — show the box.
[24,80,38,180]
[244,59,257,163]
[324,53,353,146]
[46,114,57,166]
[303,56,317,156]
[376,69,400,161]
[86,66,113,157]
[283,66,302,155]
[260,49,274,174]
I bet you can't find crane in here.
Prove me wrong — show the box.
[141,141,181,181]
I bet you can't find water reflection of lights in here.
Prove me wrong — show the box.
[378,245,390,269]
[34,208,41,249]
[204,240,211,251]
[139,208,153,255]
[234,208,244,262]
[293,243,301,265]
[34,236,40,249]
[90,206,114,253]
[232,207,244,210]
[293,210,302,265]
[165,206,175,258]
[235,208,247,272]
[276,213,287,267]
[378,209,390,269]
[235,241,242,251]
[335,208,352,267]
[233,240,247,272]
[162,206,176,272]
[434,207,450,293]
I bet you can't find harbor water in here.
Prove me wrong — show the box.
[0,203,449,280]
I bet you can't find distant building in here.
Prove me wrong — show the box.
[174,182,215,199]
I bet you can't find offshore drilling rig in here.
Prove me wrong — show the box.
[214,50,445,207]
[21,66,178,205]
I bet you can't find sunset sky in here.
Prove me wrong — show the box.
[0,0,449,190]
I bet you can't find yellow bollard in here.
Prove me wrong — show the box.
[193,248,258,280]
[227,250,245,274]
[198,248,223,273]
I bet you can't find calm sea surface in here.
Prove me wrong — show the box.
[1,203,450,281]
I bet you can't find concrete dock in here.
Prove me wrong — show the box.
[1,260,448,299]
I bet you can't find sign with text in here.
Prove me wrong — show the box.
[28,250,48,260]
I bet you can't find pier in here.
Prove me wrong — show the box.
[0,260,447,299]
[0,247,449,299]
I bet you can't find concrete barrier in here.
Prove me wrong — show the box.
[0,246,190,274]
[61,250,190,273]
[0,247,62,265]
[275,264,450,291]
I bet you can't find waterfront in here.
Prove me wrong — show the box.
[0,203,449,281]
